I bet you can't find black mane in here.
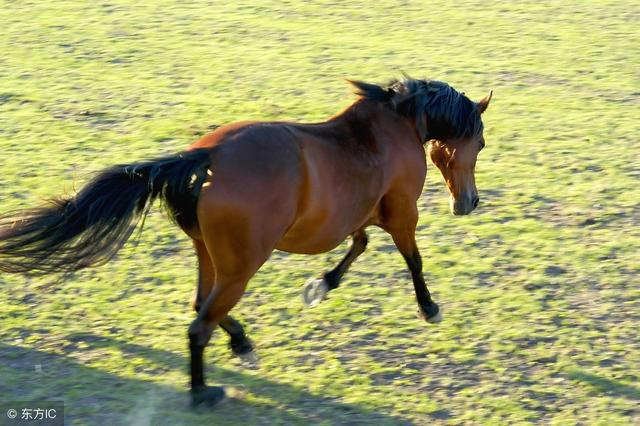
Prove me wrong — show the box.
[349,76,483,142]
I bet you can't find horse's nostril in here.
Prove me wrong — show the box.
[473,197,479,208]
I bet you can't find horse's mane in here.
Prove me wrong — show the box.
[348,76,483,142]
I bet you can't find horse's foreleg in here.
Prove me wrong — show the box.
[390,229,442,323]
[382,199,441,324]
[393,236,442,323]
[324,229,368,289]
[302,228,368,306]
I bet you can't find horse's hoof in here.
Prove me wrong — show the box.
[302,278,329,307]
[238,350,259,365]
[418,303,443,324]
[230,337,254,357]
[191,385,226,407]
[427,308,443,323]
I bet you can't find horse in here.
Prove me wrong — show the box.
[0,76,491,407]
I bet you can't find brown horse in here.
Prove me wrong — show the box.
[0,76,491,406]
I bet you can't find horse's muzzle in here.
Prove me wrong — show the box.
[451,194,479,216]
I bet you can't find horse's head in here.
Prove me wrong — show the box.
[427,91,492,215]
[348,77,492,215]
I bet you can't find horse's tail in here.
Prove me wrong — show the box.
[0,148,211,274]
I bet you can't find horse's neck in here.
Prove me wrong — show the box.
[329,99,419,148]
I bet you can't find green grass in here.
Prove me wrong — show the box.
[1,1,638,424]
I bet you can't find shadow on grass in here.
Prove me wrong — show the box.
[567,369,639,400]
[1,335,415,425]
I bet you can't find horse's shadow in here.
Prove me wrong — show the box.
[0,334,414,425]
[566,369,640,400]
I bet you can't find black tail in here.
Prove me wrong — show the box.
[0,149,211,274]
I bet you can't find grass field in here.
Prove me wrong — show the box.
[1,1,639,424]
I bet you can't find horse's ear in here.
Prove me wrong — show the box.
[477,90,493,114]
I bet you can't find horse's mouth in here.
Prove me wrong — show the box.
[450,195,479,215]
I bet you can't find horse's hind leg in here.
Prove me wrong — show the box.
[189,268,256,407]
[219,316,254,356]
[192,239,254,357]
[192,240,214,314]
[302,228,368,306]
[188,222,274,407]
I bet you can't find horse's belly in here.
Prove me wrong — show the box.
[275,210,352,253]
[275,230,345,254]
[275,197,380,255]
